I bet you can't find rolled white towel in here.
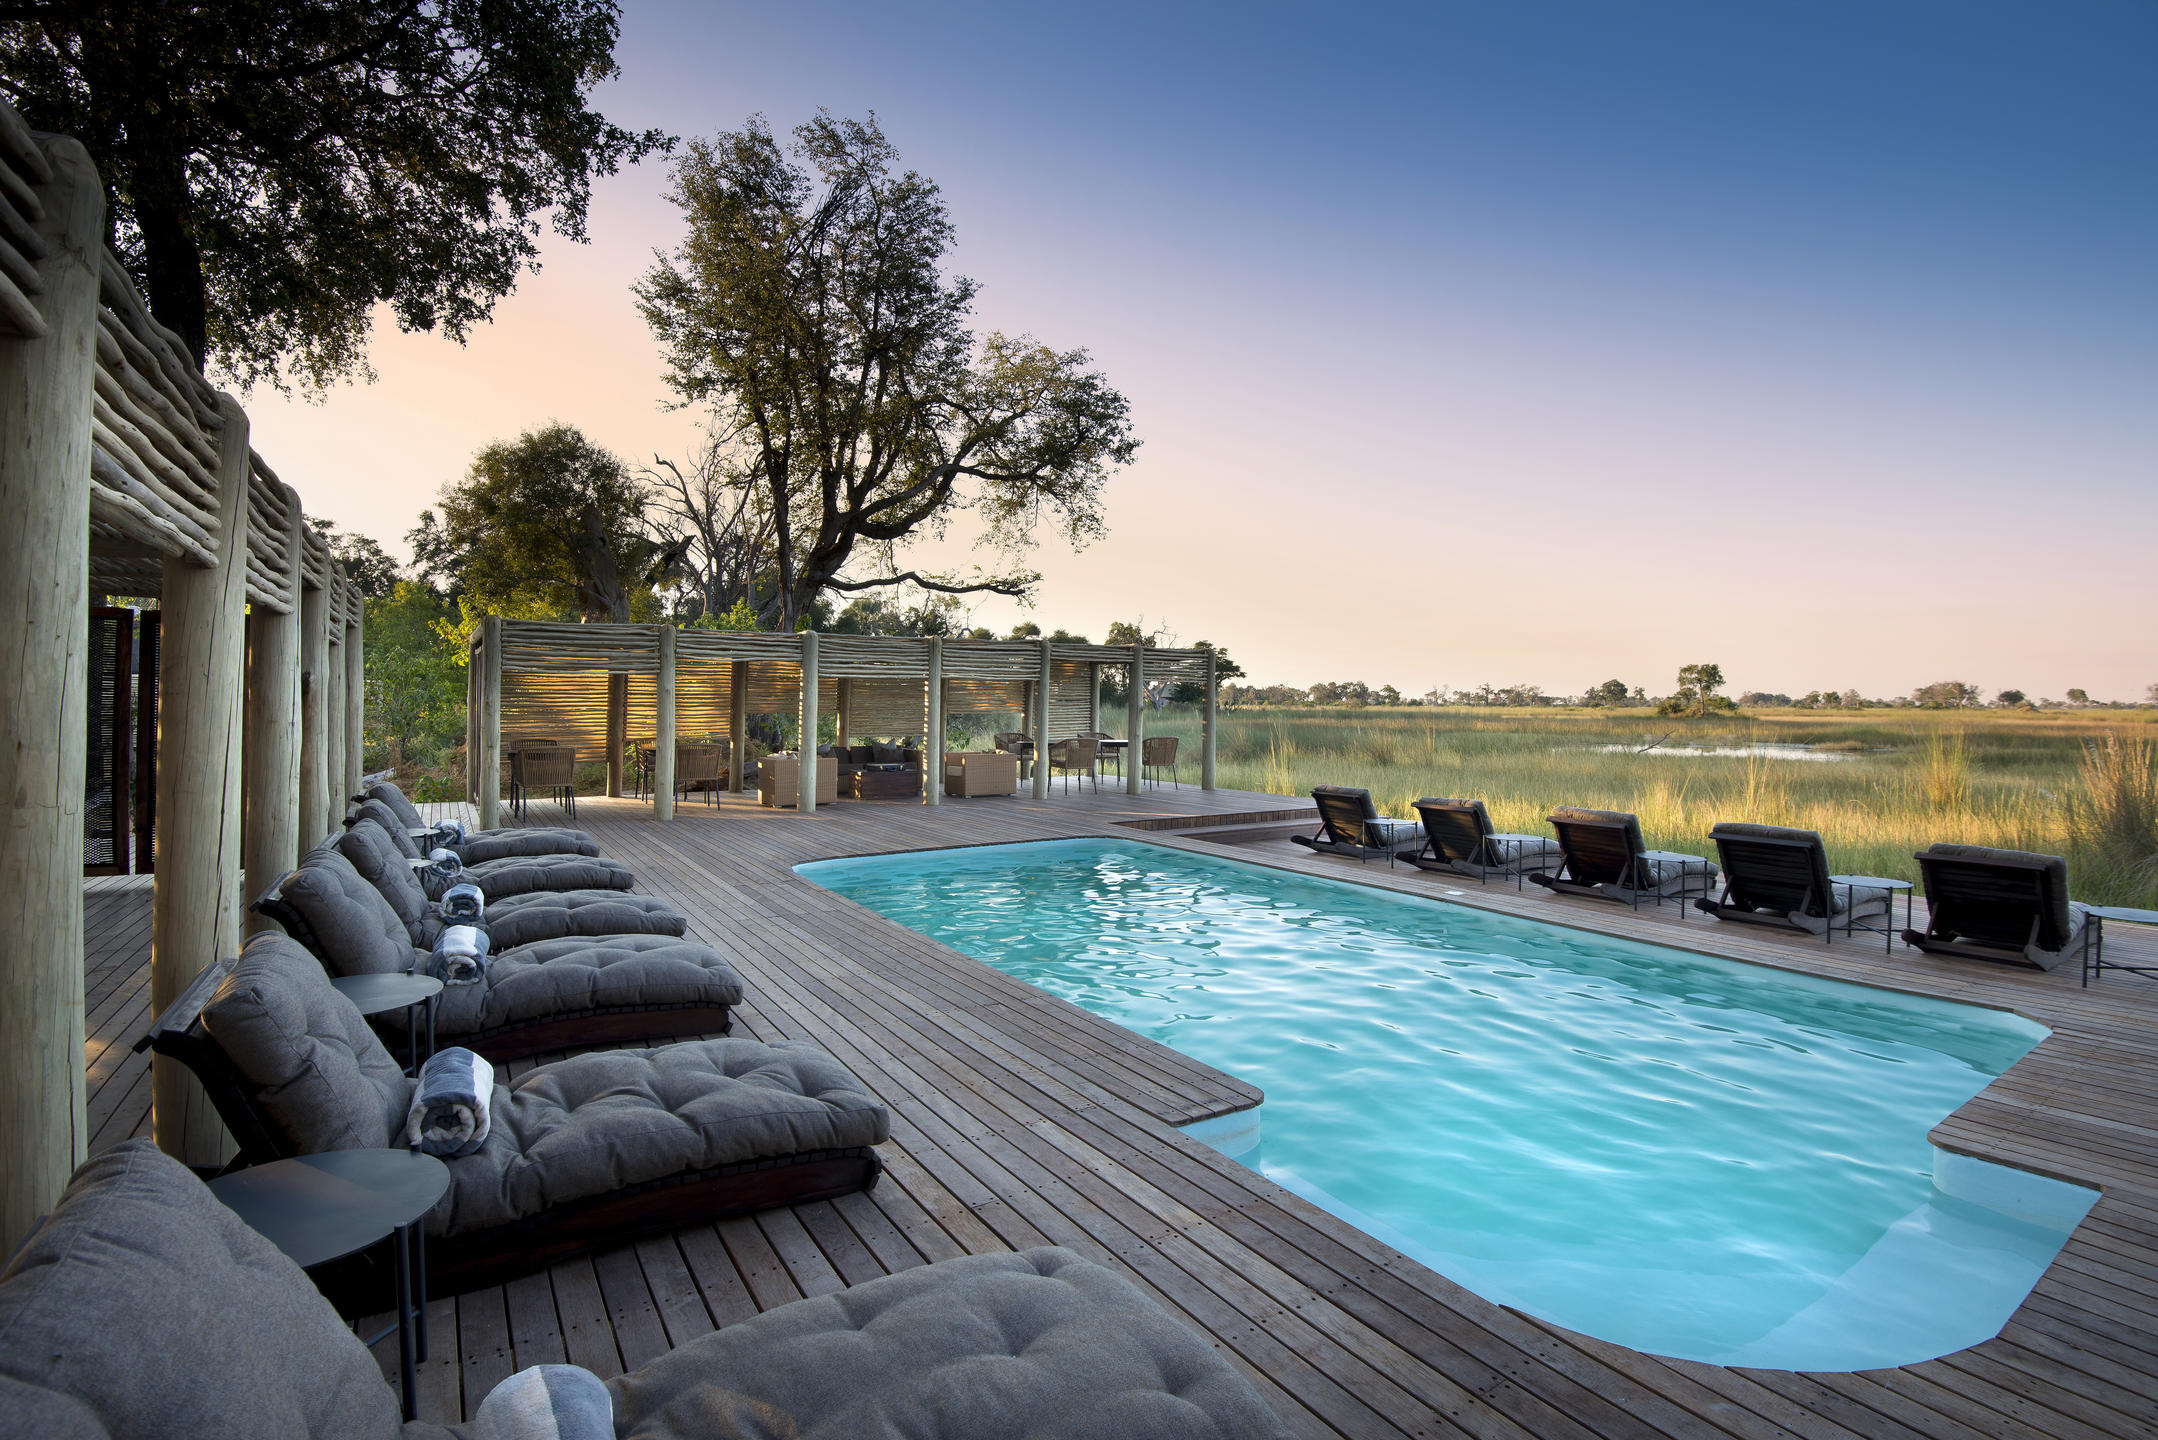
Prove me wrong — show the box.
[430,817,468,851]
[472,1365,612,1440]
[439,882,486,926]
[404,1046,495,1157]
[428,923,490,986]
[427,846,464,881]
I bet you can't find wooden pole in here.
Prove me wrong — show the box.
[654,624,675,820]
[924,639,943,806]
[464,641,478,801]
[322,576,345,820]
[0,134,101,1251]
[343,583,364,799]
[1202,647,1218,790]
[727,662,747,796]
[297,574,329,845]
[836,677,853,749]
[798,631,819,813]
[240,492,304,927]
[604,672,626,797]
[1126,643,1145,795]
[1033,639,1052,799]
[1089,662,1101,735]
[152,391,251,1168]
[477,615,501,830]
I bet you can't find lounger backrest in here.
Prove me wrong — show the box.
[1310,786,1382,845]
[1547,808,1646,886]
[1412,798,1494,863]
[349,797,423,859]
[1915,844,2075,952]
[1709,822,1833,918]
[334,818,437,946]
[198,932,413,1156]
[257,844,422,977]
[364,780,426,830]
[0,1141,404,1440]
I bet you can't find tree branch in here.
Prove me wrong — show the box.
[823,569,1037,598]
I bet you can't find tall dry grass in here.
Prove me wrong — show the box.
[1118,706,2158,904]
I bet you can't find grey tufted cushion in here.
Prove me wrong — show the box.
[437,1038,888,1234]
[352,797,425,859]
[1548,806,1647,854]
[483,890,686,949]
[460,826,602,864]
[364,780,429,830]
[336,818,439,944]
[200,932,413,1153]
[608,1247,1289,1440]
[428,934,745,1039]
[273,846,426,975]
[460,852,635,900]
[0,1142,409,1440]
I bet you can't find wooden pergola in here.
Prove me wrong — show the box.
[467,619,1221,822]
[0,101,364,1248]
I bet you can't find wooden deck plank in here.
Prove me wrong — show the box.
[76,783,2158,1435]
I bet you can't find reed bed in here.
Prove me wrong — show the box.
[1123,706,2158,905]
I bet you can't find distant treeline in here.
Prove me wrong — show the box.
[1221,674,2158,712]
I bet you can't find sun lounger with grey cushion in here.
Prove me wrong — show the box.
[145,934,887,1295]
[1694,821,1890,938]
[1404,798,1558,886]
[253,846,739,1059]
[362,779,600,864]
[1904,843,2094,971]
[1529,807,1718,906]
[348,801,630,901]
[1290,786,1425,864]
[0,1140,1291,1440]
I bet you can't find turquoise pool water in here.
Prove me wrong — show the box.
[798,838,2098,1369]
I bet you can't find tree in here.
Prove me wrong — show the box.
[307,517,400,599]
[1659,662,1734,717]
[635,112,1138,630]
[2067,688,2091,706]
[0,1,668,389]
[1913,680,1981,709]
[1996,689,2028,708]
[363,579,464,771]
[642,433,777,621]
[411,423,687,623]
[2146,682,2158,707]
[1584,678,1631,708]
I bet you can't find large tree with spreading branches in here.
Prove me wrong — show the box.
[635,112,1138,630]
[0,0,668,388]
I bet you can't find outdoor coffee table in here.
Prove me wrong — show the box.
[1828,875,1914,954]
[2083,905,2158,986]
[208,1149,449,1420]
[333,972,442,1075]
[847,765,921,800]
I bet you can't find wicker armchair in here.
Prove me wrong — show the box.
[517,744,579,817]
[676,744,726,806]
[1048,736,1099,793]
[1142,736,1180,788]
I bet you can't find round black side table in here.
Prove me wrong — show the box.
[209,1149,450,1420]
[332,972,443,1074]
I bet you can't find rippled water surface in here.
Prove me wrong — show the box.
[799,839,2094,1368]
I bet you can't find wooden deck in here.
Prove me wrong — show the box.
[82,782,2158,1439]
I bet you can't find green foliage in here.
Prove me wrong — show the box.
[363,581,465,772]
[634,112,1136,627]
[1913,679,1982,709]
[1585,678,1632,707]
[2067,733,2158,900]
[306,518,400,598]
[1658,662,1736,717]
[689,598,763,632]
[0,0,668,388]
[412,424,681,623]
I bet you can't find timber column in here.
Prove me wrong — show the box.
[343,576,364,798]
[1126,642,1145,795]
[727,662,747,797]
[0,133,102,1250]
[924,640,943,805]
[1033,639,1052,799]
[798,631,820,812]
[653,624,676,820]
[604,672,626,797]
[477,615,501,829]
[297,557,329,844]
[152,391,252,1167]
[323,573,345,816]
[1201,647,1218,790]
[241,487,304,928]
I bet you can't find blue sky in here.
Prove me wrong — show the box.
[249,1,2157,699]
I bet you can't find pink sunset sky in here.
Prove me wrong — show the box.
[236,2,2154,702]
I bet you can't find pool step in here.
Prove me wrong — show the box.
[1175,818,1319,847]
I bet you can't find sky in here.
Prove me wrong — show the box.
[241,0,2157,702]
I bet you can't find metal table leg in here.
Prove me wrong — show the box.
[393,1225,417,1420]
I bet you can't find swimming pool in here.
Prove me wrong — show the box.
[798,838,2097,1370]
